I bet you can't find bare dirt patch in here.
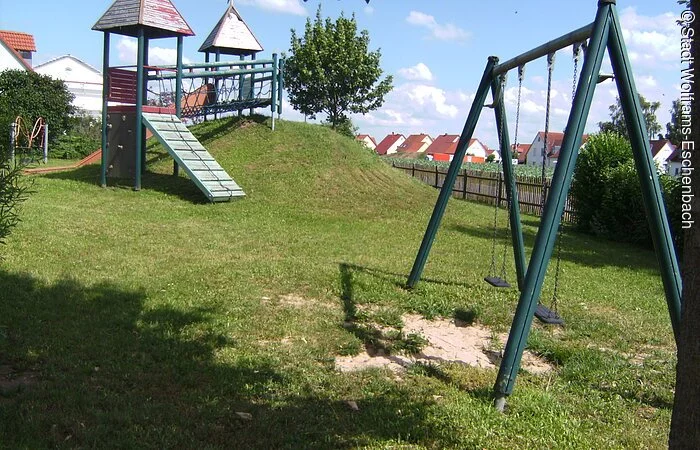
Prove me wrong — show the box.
[335,314,553,375]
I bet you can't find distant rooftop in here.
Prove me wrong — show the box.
[0,30,36,52]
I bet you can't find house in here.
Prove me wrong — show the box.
[356,134,377,150]
[426,134,488,163]
[35,55,103,117]
[526,131,589,166]
[513,143,532,165]
[485,146,501,162]
[396,134,433,156]
[649,139,676,173]
[375,133,405,156]
[0,30,35,71]
[667,147,683,177]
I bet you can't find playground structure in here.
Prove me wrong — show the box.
[405,0,682,411]
[93,0,284,202]
[9,116,48,164]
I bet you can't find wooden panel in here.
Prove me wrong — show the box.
[173,150,215,161]
[192,171,233,182]
[156,131,199,142]
[108,68,137,103]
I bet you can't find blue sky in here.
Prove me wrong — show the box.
[0,0,685,148]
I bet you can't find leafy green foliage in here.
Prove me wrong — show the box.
[0,158,30,246]
[285,6,393,129]
[571,132,681,250]
[598,94,662,140]
[50,112,101,159]
[665,99,683,147]
[0,70,74,150]
[571,132,633,233]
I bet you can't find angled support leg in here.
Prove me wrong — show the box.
[493,0,614,411]
[406,57,497,288]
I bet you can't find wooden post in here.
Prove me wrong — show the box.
[43,124,48,164]
[462,170,467,199]
[435,165,439,188]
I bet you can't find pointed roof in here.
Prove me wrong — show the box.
[92,0,194,39]
[199,2,263,56]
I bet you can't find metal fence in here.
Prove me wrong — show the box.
[391,161,576,222]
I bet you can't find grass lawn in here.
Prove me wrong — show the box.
[0,117,676,448]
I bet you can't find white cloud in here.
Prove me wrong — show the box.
[619,7,679,67]
[116,37,192,65]
[237,0,306,16]
[397,63,434,81]
[406,11,471,42]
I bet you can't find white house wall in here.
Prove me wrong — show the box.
[0,44,25,72]
[386,136,406,155]
[35,56,103,117]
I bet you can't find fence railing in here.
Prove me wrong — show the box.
[391,161,576,222]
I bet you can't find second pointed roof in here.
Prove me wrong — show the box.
[199,2,263,56]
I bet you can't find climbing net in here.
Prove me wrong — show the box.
[146,66,274,121]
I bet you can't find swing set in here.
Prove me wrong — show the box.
[405,0,682,410]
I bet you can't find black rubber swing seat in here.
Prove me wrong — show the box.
[484,276,511,288]
[534,303,565,325]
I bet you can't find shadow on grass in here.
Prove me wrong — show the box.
[447,222,660,272]
[0,271,443,449]
[340,262,475,292]
[40,164,210,204]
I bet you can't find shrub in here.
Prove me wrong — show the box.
[50,112,101,160]
[571,132,632,233]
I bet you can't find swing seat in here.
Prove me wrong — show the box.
[484,276,511,288]
[534,303,564,325]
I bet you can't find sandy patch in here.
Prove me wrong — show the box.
[336,314,553,375]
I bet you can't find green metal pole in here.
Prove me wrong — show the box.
[215,49,221,120]
[100,32,110,188]
[406,57,497,288]
[491,78,527,289]
[607,5,682,340]
[271,53,278,131]
[141,37,149,174]
[238,55,245,117]
[174,36,183,177]
[493,0,613,411]
[277,58,284,117]
[134,28,145,191]
[249,53,257,116]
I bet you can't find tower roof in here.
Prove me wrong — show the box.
[92,0,194,39]
[199,2,263,56]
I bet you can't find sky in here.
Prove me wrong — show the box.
[0,0,686,149]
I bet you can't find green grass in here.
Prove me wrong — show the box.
[0,116,675,448]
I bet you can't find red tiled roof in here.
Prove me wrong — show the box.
[375,133,404,155]
[397,134,432,153]
[356,134,376,146]
[0,35,33,71]
[0,30,36,52]
[513,144,532,163]
[668,148,682,162]
[426,134,460,155]
[649,139,674,157]
[532,132,590,158]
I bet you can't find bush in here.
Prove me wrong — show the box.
[571,132,633,233]
[50,112,101,160]
[571,131,682,252]
[0,70,74,150]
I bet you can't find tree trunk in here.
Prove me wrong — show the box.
[669,1,700,446]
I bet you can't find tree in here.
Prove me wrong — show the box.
[0,70,74,150]
[598,94,662,140]
[669,0,699,445]
[285,7,393,131]
[0,160,30,246]
[666,99,683,147]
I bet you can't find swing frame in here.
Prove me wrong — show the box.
[403,0,682,410]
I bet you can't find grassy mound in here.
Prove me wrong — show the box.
[0,117,676,448]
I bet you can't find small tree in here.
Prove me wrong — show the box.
[598,94,662,140]
[0,159,30,246]
[0,70,74,150]
[285,7,393,131]
[665,99,683,147]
